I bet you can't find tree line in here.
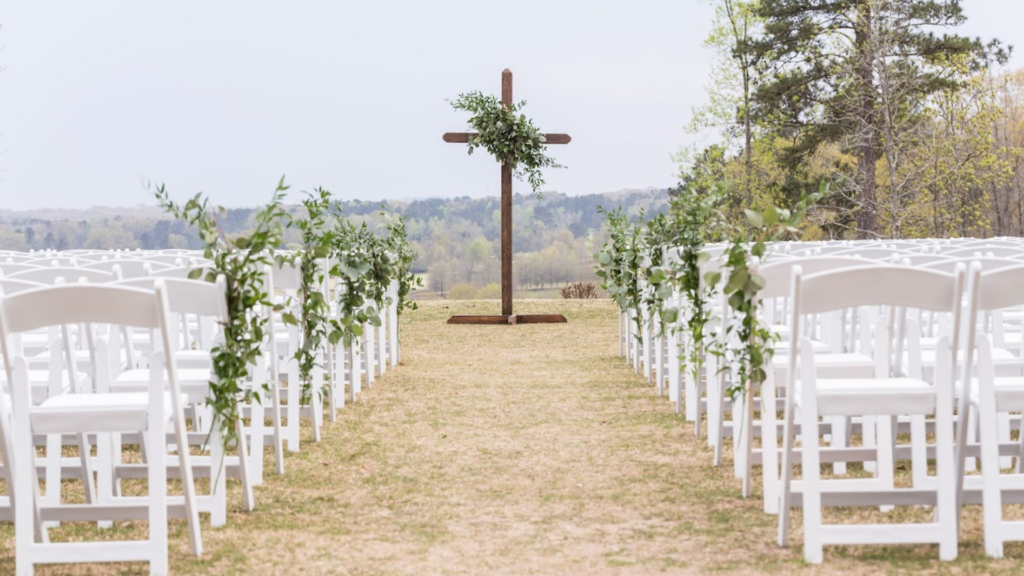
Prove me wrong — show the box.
[682,0,1020,239]
[0,189,669,296]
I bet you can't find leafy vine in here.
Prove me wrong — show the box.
[287,188,335,403]
[715,188,824,398]
[154,178,289,447]
[382,211,422,316]
[448,91,564,195]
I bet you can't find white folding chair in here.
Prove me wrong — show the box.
[956,263,1024,557]
[778,264,964,563]
[112,276,255,525]
[0,283,201,575]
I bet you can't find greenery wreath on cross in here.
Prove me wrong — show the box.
[448,91,564,196]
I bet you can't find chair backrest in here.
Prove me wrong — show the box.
[133,254,211,267]
[959,239,1024,249]
[921,257,1018,274]
[148,265,213,279]
[271,259,302,291]
[6,266,118,284]
[795,265,963,316]
[81,259,172,279]
[115,276,228,319]
[0,284,166,337]
[828,247,916,260]
[759,256,876,300]
[901,254,954,267]
[0,262,44,276]
[941,246,1024,259]
[0,278,47,295]
[974,264,1024,312]
[22,256,79,267]
[0,254,38,264]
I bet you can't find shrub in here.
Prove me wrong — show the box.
[477,283,501,299]
[560,282,599,299]
[447,282,479,300]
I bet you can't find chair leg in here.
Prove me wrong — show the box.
[235,417,255,512]
[76,433,97,505]
[270,378,285,475]
[998,411,1013,470]
[935,388,958,561]
[801,399,823,564]
[741,386,754,498]
[311,364,323,443]
[148,408,168,576]
[762,375,780,514]
[831,416,847,475]
[171,410,202,556]
[978,395,1005,558]
[287,360,301,453]
[249,396,265,485]
[209,424,227,528]
[778,402,796,547]
[863,415,877,474]
[910,415,928,488]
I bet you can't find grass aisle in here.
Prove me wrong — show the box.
[4,300,1024,574]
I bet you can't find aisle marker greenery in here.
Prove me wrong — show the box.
[154,177,289,448]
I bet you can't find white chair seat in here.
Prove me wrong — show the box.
[966,376,1024,412]
[174,350,212,370]
[773,353,875,379]
[800,378,935,416]
[910,347,1019,380]
[774,338,829,354]
[0,370,82,404]
[31,391,185,435]
[113,369,213,402]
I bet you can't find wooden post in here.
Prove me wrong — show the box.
[442,68,570,325]
[500,69,514,317]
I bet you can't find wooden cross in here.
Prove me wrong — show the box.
[443,69,571,325]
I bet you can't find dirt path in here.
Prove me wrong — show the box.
[5,299,1024,574]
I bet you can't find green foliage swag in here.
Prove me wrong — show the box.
[154,178,290,447]
[596,181,822,399]
[448,91,564,195]
[288,188,335,403]
[155,179,419,445]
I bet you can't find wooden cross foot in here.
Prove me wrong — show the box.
[442,69,571,325]
[447,314,568,325]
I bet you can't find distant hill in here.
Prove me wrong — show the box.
[0,188,669,252]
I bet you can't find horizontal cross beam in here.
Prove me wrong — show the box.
[443,132,571,145]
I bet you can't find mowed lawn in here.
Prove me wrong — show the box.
[3,299,1024,574]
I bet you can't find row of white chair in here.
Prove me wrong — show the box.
[617,237,1024,562]
[0,249,404,575]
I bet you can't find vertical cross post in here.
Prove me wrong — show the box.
[500,69,514,317]
[442,69,570,324]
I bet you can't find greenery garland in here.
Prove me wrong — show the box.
[595,206,646,337]
[382,211,422,316]
[330,217,382,349]
[154,178,289,448]
[448,91,564,195]
[652,185,726,390]
[287,188,335,403]
[714,187,824,399]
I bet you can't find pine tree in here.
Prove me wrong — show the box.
[746,0,1007,237]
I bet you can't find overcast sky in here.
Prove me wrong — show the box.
[0,1,1021,210]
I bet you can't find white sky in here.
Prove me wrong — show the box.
[0,0,1021,210]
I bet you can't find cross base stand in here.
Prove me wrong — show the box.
[447,314,567,325]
